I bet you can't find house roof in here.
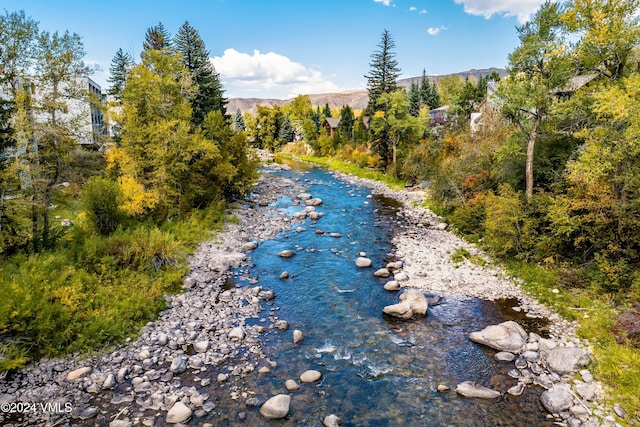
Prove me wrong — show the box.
[324,117,341,128]
[554,73,599,94]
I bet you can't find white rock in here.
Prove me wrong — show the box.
[260,394,290,419]
[355,257,372,268]
[300,369,322,383]
[166,401,192,424]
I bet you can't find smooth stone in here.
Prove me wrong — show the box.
[355,257,372,268]
[275,320,289,330]
[217,373,228,382]
[437,384,450,392]
[384,280,401,291]
[166,401,192,424]
[260,394,290,419]
[297,193,312,200]
[323,414,343,426]
[109,421,133,427]
[229,327,245,341]
[546,347,591,375]
[304,198,323,206]
[455,381,501,399]
[67,367,92,381]
[469,321,528,353]
[393,271,410,282]
[170,357,187,374]
[285,379,300,391]
[495,351,516,362]
[278,250,295,258]
[374,268,391,278]
[540,384,573,413]
[194,340,210,353]
[293,329,304,344]
[507,382,526,396]
[300,369,322,383]
[242,241,259,251]
[280,271,289,279]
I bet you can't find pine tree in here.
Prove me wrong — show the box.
[408,81,421,117]
[338,105,355,139]
[142,22,172,52]
[107,48,134,100]
[365,29,401,113]
[419,70,440,110]
[233,108,245,131]
[174,21,227,126]
[323,103,332,118]
[278,114,294,143]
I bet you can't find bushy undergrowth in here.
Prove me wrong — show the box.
[0,202,224,372]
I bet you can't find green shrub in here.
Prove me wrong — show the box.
[82,176,125,235]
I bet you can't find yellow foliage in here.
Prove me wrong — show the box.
[374,110,385,119]
[118,176,159,217]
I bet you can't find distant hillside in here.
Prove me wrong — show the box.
[227,68,506,114]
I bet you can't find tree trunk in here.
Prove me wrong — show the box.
[392,141,397,178]
[525,115,542,202]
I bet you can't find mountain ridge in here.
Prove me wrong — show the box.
[227,67,507,114]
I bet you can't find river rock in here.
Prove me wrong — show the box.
[374,268,391,278]
[323,414,343,426]
[194,340,210,353]
[260,394,290,419]
[495,351,516,362]
[293,329,304,344]
[102,373,116,390]
[355,257,372,268]
[383,289,428,319]
[166,401,192,424]
[384,280,401,291]
[540,384,573,413]
[469,321,528,353]
[241,241,259,252]
[67,367,92,381]
[229,327,245,341]
[507,382,525,396]
[455,381,501,399]
[297,192,312,200]
[275,320,289,330]
[393,271,410,282]
[305,198,323,206]
[300,369,322,383]
[545,347,591,375]
[109,420,133,427]
[285,379,300,391]
[170,357,187,374]
[280,271,289,279]
[278,250,295,258]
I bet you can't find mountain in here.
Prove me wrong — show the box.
[226,68,506,114]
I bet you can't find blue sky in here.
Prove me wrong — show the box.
[6,0,550,99]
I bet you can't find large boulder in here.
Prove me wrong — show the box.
[278,250,296,258]
[540,384,573,413]
[455,381,501,399]
[469,321,528,353]
[300,370,322,383]
[545,347,591,375]
[260,394,290,419]
[383,289,428,319]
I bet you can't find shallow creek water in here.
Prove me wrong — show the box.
[193,163,553,426]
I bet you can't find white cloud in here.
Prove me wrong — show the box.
[454,0,549,23]
[374,0,392,6]
[211,48,339,99]
[409,6,427,14]
[427,26,447,36]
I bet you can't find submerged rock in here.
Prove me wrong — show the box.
[260,394,290,419]
[455,381,501,399]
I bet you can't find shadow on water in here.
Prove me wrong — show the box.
[194,162,553,426]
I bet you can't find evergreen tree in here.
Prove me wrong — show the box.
[365,29,401,113]
[323,103,332,118]
[278,114,295,143]
[420,71,440,109]
[408,81,421,117]
[338,105,355,139]
[142,22,172,52]
[233,108,245,131]
[174,21,227,126]
[107,48,134,101]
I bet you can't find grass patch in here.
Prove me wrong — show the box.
[297,154,406,190]
[451,247,487,267]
